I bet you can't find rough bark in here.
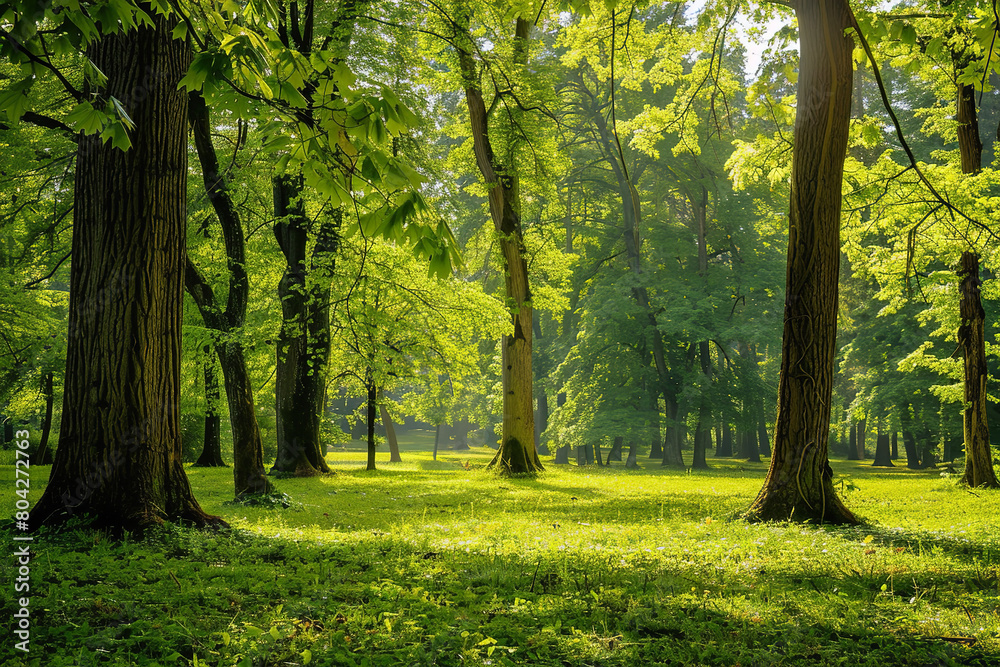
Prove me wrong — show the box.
[30,14,223,532]
[746,0,858,524]
[956,82,982,175]
[457,18,540,474]
[958,251,999,487]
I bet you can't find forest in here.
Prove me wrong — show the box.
[2,0,1000,664]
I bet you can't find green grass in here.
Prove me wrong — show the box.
[2,448,999,666]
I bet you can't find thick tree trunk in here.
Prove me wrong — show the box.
[890,431,898,460]
[872,431,893,467]
[554,445,570,464]
[194,355,225,467]
[31,15,222,532]
[958,252,999,487]
[624,440,639,469]
[718,424,733,457]
[742,429,760,463]
[575,445,587,466]
[380,404,402,463]
[271,176,335,476]
[661,395,685,467]
[458,20,540,474]
[746,0,858,524]
[607,437,624,464]
[33,372,54,466]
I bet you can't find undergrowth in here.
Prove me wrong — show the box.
[1,450,999,666]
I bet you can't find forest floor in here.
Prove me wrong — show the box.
[2,442,1000,666]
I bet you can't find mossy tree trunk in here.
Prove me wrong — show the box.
[746,0,859,524]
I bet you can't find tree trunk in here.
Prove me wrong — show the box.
[271,176,335,477]
[856,418,867,459]
[554,445,570,464]
[648,391,662,459]
[453,419,472,451]
[366,375,377,471]
[380,404,402,463]
[186,91,269,494]
[717,424,733,457]
[900,403,922,469]
[956,82,982,175]
[757,402,771,458]
[30,15,222,532]
[433,423,441,461]
[890,431,898,460]
[457,19,540,475]
[194,354,225,467]
[872,432,893,467]
[661,395,685,467]
[958,251,999,487]
[624,441,639,469]
[742,429,760,463]
[33,372,54,466]
[746,0,858,524]
[575,445,587,466]
[536,385,550,455]
[847,423,858,460]
[606,436,624,464]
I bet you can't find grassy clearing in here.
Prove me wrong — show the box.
[2,446,999,666]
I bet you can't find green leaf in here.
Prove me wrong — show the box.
[0,77,33,122]
[301,649,312,665]
[900,25,916,47]
[101,120,132,151]
[66,100,105,134]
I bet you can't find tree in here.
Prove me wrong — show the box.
[184,92,272,494]
[25,11,224,531]
[746,0,859,524]
[446,6,541,473]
